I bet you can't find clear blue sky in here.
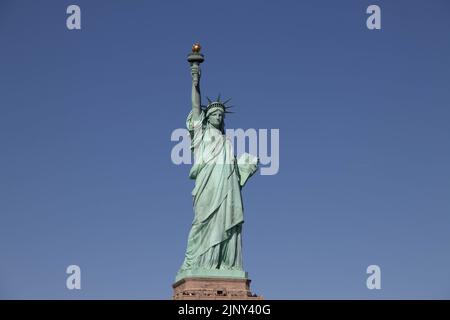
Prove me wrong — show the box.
[1,0,449,299]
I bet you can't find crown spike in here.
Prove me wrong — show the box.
[223,98,232,105]
[217,93,221,102]
[206,96,212,104]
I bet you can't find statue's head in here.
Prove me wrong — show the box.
[207,109,224,129]
[204,95,233,133]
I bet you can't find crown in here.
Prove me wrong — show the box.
[203,94,234,117]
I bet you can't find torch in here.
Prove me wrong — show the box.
[187,43,204,87]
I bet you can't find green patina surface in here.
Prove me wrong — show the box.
[176,46,258,282]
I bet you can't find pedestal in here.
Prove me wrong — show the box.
[172,277,263,300]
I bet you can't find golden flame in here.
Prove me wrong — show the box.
[192,43,201,53]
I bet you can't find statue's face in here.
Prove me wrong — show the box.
[208,110,224,129]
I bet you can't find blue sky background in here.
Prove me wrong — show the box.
[1,0,449,299]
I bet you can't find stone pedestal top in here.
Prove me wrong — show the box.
[172,277,263,300]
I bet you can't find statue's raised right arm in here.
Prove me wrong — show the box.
[191,64,201,121]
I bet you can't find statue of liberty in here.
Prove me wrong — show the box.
[176,44,258,282]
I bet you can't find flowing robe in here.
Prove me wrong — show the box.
[178,110,251,272]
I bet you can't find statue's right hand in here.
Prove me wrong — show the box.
[191,65,201,80]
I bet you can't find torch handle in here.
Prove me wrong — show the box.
[191,62,201,87]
